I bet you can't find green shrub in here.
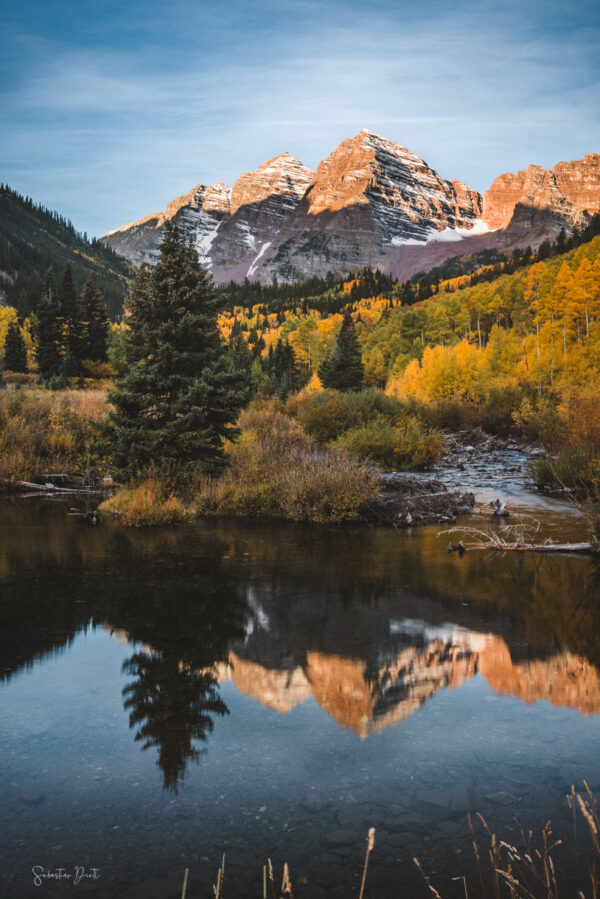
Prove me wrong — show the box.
[204,405,378,523]
[289,388,409,444]
[479,385,525,435]
[333,416,443,470]
[512,396,565,447]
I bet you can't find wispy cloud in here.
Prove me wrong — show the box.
[2,0,598,235]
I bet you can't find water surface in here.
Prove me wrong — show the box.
[1,479,599,898]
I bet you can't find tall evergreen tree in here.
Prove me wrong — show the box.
[272,337,299,397]
[318,311,364,391]
[228,332,254,378]
[4,320,28,372]
[35,268,63,379]
[81,276,110,362]
[108,222,249,479]
[61,263,85,375]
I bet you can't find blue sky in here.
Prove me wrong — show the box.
[2,0,599,238]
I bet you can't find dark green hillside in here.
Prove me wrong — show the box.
[0,185,132,318]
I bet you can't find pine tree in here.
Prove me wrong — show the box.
[108,222,249,479]
[272,337,299,396]
[228,332,254,378]
[4,320,28,372]
[318,312,364,391]
[81,276,110,362]
[61,263,85,375]
[35,268,63,380]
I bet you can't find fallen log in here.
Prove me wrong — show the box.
[459,541,597,554]
[3,479,106,495]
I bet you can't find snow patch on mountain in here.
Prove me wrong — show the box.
[195,218,223,264]
[248,240,272,277]
[428,219,491,243]
[391,219,490,247]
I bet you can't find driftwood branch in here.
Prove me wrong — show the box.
[441,521,598,555]
[2,479,106,496]
[459,541,597,554]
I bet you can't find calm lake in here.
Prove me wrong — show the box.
[1,474,600,898]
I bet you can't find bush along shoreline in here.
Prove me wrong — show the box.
[2,380,599,537]
[98,403,480,530]
[0,383,460,529]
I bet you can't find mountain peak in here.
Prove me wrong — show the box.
[230,153,314,216]
[102,133,600,284]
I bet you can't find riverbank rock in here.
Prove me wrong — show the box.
[360,476,475,528]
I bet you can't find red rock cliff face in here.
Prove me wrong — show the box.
[210,153,314,278]
[482,154,600,237]
[250,130,485,283]
[102,182,231,267]
[229,153,313,216]
[301,131,482,228]
[482,165,577,231]
[552,154,600,214]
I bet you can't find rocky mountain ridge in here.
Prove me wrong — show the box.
[102,132,599,283]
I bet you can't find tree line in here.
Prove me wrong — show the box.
[0,184,131,318]
[2,263,110,381]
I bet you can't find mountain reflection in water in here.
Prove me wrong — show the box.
[1,498,600,791]
[3,499,600,898]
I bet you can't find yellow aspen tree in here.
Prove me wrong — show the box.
[550,263,576,356]
[524,261,548,357]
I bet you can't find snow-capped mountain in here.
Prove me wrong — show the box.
[102,132,600,283]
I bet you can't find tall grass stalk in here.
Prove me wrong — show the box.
[418,784,600,898]
[268,858,276,899]
[358,827,375,899]
[213,854,225,899]
[280,862,293,898]
[181,867,189,899]
[414,856,443,898]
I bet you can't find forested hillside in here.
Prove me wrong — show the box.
[0,185,132,318]
[218,224,600,400]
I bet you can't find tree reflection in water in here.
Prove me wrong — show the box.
[3,503,600,792]
[122,651,228,792]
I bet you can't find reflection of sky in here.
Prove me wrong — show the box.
[2,0,599,237]
[2,625,600,899]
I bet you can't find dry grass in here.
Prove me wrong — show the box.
[102,405,378,527]
[100,473,195,526]
[59,388,109,421]
[0,386,109,481]
[416,783,600,898]
[173,796,598,899]
[201,405,379,523]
